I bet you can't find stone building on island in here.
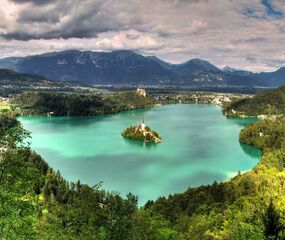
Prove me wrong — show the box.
[136,88,147,97]
[136,120,146,131]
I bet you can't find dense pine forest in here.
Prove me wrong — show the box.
[1,88,285,239]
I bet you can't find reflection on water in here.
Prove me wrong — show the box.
[123,138,159,149]
[227,117,261,128]
[19,104,261,205]
[240,143,262,159]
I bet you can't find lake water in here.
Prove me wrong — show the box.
[19,104,261,205]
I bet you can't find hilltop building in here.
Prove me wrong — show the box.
[136,88,147,97]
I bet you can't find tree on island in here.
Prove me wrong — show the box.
[122,121,161,143]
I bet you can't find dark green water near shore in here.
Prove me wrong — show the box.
[19,104,261,205]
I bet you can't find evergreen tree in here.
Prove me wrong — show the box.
[263,200,283,239]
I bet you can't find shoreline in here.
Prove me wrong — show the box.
[17,103,264,205]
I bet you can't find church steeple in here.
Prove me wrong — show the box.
[141,119,145,131]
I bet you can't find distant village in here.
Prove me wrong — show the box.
[151,91,252,106]
[133,87,252,106]
[0,87,252,113]
[134,87,253,107]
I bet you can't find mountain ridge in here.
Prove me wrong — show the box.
[0,50,284,89]
[0,68,60,87]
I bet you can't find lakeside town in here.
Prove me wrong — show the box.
[0,88,252,112]
[130,88,252,107]
[151,91,252,106]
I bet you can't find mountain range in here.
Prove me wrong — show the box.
[0,69,60,88]
[0,50,284,89]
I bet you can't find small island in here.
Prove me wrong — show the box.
[122,120,161,143]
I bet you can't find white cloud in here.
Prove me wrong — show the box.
[0,0,284,72]
[94,30,161,51]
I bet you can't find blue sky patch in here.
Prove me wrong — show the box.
[243,0,283,19]
[261,0,283,17]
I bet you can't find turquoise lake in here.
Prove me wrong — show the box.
[19,104,261,205]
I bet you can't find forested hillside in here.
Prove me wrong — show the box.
[0,112,178,240]
[145,119,285,239]
[1,89,285,239]
[0,69,58,87]
[13,91,155,116]
[224,85,285,117]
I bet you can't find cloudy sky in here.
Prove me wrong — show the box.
[0,0,284,72]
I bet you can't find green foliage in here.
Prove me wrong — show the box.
[224,85,285,116]
[2,88,285,239]
[0,113,173,239]
[131,210,179,240]
[122,125,161,143]
[13,91,156,116]
[240,120,285,151]
[0,111,18,137]
[122,125,145,141]
[263,200,283,239]
[0,69,58,87]
[146,115,285,238]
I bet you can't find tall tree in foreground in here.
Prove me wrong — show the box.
[263,200,283,240]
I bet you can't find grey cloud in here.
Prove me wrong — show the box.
[276,23,285,33]
[0,12,8,29]
[126,33,140,40]
[8,0,57,5]
[212,47,234,54]
[2,31,33,41]
[243,37,267,43]
[163,0,210,4]
[17,7,60,23]
[246,56,258,63]
[2,0,211,41]
[0,0,285,72]
[264,58,285,68]
[231,37,268,45]
[3,0,127,40]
